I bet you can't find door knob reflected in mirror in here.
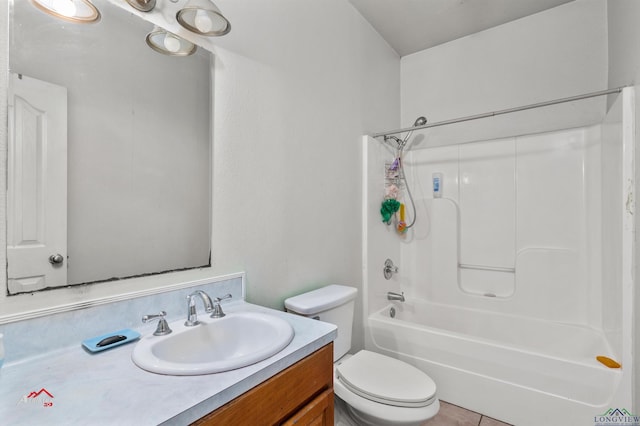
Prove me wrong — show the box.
[49,254,64,265]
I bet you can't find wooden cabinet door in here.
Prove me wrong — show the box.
[192,343,333,426]
[282,388,334,426]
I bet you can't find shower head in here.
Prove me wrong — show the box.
[414,116,427,127]
[401,116,428,145]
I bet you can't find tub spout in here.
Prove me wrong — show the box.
[387,291,405,302]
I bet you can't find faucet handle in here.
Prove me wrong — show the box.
[142,311,172,336]
[214,293,232,303]
[384,259,399,280]
[210,294,232,318]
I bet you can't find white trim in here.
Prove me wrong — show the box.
[361,136,371,334]
[620,86,635,410]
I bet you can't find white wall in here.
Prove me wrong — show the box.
[0,0,400,354]
[206,0,399,351]
[608,0,640,88]
[401,0,608,128]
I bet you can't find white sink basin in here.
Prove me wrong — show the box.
[132,311,295,375]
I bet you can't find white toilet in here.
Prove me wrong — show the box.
[285,285,439,426]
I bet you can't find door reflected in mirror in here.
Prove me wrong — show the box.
[7,0,212,294]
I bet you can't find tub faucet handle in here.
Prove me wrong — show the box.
[142,311,172,336]
[384,259,399,280]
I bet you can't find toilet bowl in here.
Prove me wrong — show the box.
[284,285,440,426]
[334,352,439,426]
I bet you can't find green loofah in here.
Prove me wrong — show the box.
[380,199,401,224]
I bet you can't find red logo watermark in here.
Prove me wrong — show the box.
[17,388,54,408]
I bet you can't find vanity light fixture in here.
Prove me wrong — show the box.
[30,0,100,23]
[125,0,156,13]
[176,0,231,36]
[145,26,197,56]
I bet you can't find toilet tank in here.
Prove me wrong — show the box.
[284,285,357,360]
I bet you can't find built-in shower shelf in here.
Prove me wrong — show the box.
[458,263,515,273]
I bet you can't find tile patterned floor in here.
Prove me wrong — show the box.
[423,401,512,426]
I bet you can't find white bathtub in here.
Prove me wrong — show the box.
[367,299,623,426]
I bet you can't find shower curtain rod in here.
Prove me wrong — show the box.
[371,86,625,139]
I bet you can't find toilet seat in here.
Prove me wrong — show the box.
[335,350,437,408]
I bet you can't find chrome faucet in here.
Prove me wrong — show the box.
[185,290,214,326]
[210,294,233,318]
[387,291,405,302]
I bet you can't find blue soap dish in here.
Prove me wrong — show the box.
[82,329,141,353]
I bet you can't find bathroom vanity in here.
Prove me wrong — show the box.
[0,275,337,425]
[194,343,333,425]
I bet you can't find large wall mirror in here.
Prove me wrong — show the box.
[7,0,212,294]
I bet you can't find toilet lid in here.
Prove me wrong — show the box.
[335,350,437,408]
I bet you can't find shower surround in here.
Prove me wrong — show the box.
[362,88,635,426]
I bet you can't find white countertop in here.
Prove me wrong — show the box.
[0,302,336,425]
